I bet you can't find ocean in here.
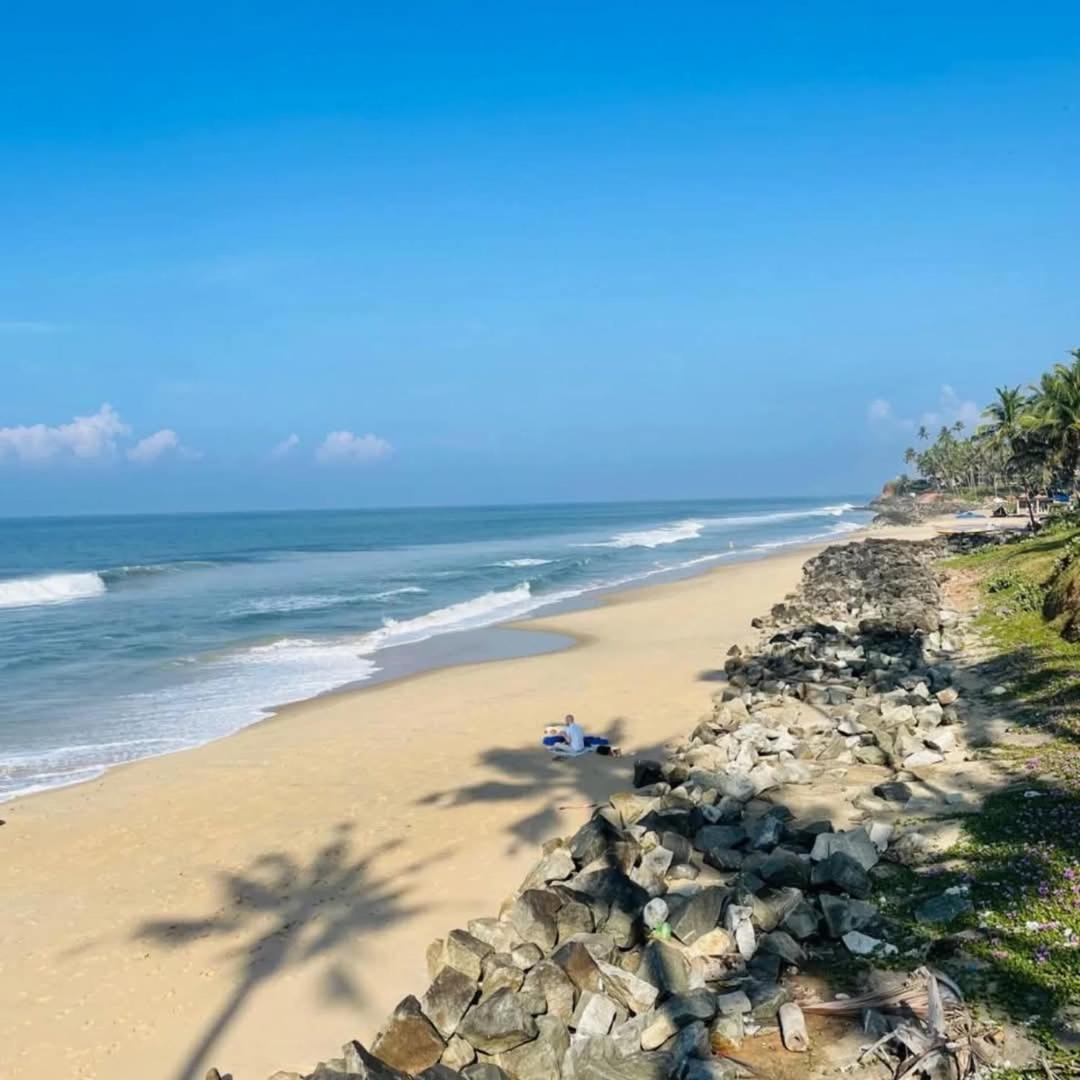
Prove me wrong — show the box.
[0,497,870,801]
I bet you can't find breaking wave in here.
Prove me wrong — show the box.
[0,572,106,609]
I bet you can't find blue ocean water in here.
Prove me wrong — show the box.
[0,497,869,800]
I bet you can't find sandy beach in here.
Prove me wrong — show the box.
[0,527,939,1080]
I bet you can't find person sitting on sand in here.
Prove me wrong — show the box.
[542,714,618,755]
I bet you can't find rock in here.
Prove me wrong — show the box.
[422,966,480,1038]
[723,905,756,959]
[467,918,522,954]
[461,1066,511,1080]
[842,931,896,956]
[936,687,959,706]
[521,846,576,890]
[668,886,727,946]
[573,990,620,1036]
[752,886,802,931]
[551,941,603,993]
[633,760,665,788]
[759,930,805,966]
[481,956,525,1000]
[557,898,596,941]
[417,1067,463,1080]
[563,1038,674,1079]
[371,997,447,1074]
[873,779,912,803]
[445,930,494,980]
[686,928,734,958]
[811,852,872,899]
[747,763,780,795]
[639,939,691,996]
[571,870,649,947]
[778,1002,809,1052]
[924,729,957,753]
[509,890,562,951]
[758,847,809,888]
[914,893,974,926]
[701,847,743,872]
[780,901,819,940]
[713,991,751,1015]
[642,898,669,930]
[342,1041,413,1079]
[596,960,660,1015]
[902,749,945,768]
[810,827,879,871]
[819,894,877,938]
[868,821,893,853]
[694,824,745,852]
[747,979,790,1020]
[496,1015,568,1079]
[570,816,623,867]
[744,813,785,851]
[683,1061,741,1080]
[441,1034,477,1071]
[639,990,717,1050]
[509,942,543,971]
[457,990,538,1054]
[521,959,577,1019]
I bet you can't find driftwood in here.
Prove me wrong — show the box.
[804,968,995,1079]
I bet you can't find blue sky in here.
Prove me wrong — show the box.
[2,3,1078,515]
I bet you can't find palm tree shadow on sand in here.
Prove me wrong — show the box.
[418,717,653,853]
[135,822,443,1080]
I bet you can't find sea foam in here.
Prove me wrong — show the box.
[0,572,107,609]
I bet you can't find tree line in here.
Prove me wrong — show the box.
[899,348,1080,509]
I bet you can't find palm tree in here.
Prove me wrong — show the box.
[1025,351,1080,493]
[917,424,929,442]
[904,447,917,468]
[982,385,1029,493]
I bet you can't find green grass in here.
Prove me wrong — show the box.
[910,528,1080,1068]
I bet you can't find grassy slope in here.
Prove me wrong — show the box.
[916,529,1080,1070]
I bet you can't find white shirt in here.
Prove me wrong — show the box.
[565,721,585,752]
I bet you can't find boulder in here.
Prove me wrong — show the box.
[457,990,538,1054]
[342,1041,413,1079]
[445,930,494,980]
[496,1015,568,1079]
[509,891,562,951]
[639,939,691,996]
[818,894,877,938]
[639,990,717,1050]
[914,893,973,926]
[810,852,872,898]
[422,966,480,1038]
[551,941,603,993]
[371,997,446,1074]
[810,828,879,871]
[521,958,577,1019]
[668,887,727,946]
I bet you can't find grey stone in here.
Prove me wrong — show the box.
[570,815,624,867]
[712,991,751,1015]
[563,1038,674,1080]
[702,847,744,871]
[573,990,620,1036]
[496,1015,568,1079]
[521,846,576,890]
[780,900,819,940]
[744,813,785,851]
[467,918,522,954]
[683,1060,740,1080]
[342,1041,413,1080]
[441,1034,477,1070]
[873,780,913,803]
[758,847,810,888]
[818,894,877,938]
[557,899,596,942]
[461,1066,511,1080]
[509,890,563,951]
[371,997,447,1074]
[693,825,745,852]
[810,827,879,871]
[422,966,480,1038]
[457,990,538,1054]
[551,941,603,994]
[810,852,872,898]
[509,942,542,971]
[570,870,649,948]
[638,939,691,996]
[759,930,805,966]
[596,960,660,1015]
[668,886,727,946]
[914,893,974,926]
[639,990,717,1050]
[445,930,494,980]
[520,959,574,1018]
[751,886,803,931]
[480,956,525,1001]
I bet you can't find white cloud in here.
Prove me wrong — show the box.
[271,433,301,458]
[127,429,181,464]
[0,404,196,467]
[315,431,393,465]
[867,385,980,437]
[0,403,130,464]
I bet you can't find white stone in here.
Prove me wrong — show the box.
[842,931,897,957]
